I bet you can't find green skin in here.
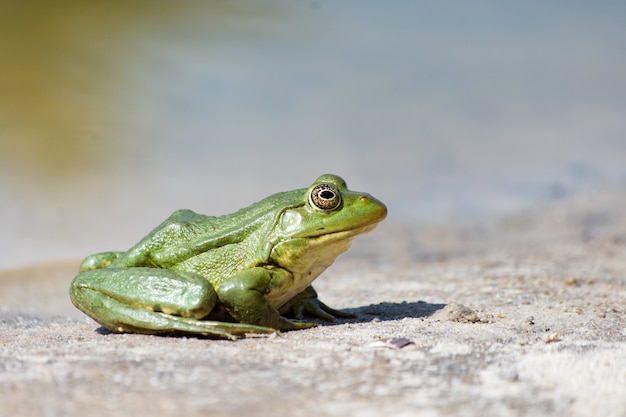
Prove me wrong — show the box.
[70,174,387,339]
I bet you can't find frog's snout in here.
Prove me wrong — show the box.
[358,194,387,223]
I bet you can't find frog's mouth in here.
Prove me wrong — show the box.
[309,222,381,241]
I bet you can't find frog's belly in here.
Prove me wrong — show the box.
[264,264,329,309]
[264,235,355,309]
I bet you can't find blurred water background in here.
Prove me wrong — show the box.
[1,1,625,270]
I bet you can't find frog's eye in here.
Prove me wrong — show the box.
[309,183,342,211]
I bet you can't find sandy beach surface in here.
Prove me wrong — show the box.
[1,185,625,417]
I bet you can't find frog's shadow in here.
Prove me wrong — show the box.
[94,301,445,337]
[328,300,446,325]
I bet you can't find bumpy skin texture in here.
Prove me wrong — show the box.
[70,174,387,339]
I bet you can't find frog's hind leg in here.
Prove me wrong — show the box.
[70,268,275,339]
[73,288,274,339]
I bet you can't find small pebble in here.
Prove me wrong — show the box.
[369,337,414,349]
[544,332,560,343]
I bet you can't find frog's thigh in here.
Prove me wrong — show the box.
[217,267,316,331]
[70,267,216,320]
[216,267,282,327]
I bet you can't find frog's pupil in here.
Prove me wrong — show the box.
[320,190,334,200]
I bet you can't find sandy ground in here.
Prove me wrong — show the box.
[1,186,625,417]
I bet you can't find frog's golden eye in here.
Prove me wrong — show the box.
[309,183,342,211]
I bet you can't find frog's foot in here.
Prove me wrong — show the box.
[279,286,356,322]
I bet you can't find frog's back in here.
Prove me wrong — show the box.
[166,188,305,245]
[113,189,305,269]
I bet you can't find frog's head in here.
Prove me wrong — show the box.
[277,174,387,239]
[268,174,387,272]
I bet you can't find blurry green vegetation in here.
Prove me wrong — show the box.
[0,0,282,180]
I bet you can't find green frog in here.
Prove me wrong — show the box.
[70,174,386,339]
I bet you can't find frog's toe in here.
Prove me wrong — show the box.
[302,301,337,321]
[283,298,354,322]
[278,317,318,331]
[316,301,356,319]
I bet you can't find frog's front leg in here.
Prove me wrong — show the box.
[278,286,355,321]
[70,268,275,339]
[218,267,318,331]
